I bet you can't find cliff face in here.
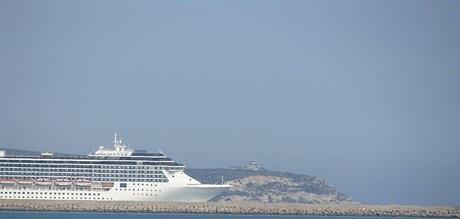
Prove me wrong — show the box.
[186,168,353,204]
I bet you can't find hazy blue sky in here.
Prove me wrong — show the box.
[0,0,459,205]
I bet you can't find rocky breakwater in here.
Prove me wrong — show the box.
[0,200,459,217]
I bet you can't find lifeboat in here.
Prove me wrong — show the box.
[0,178,16,185]
[74,179,91,187]
[55,179,72,186]
[101,182,114,188]
[17,179,34,185]
[35,178,53,186]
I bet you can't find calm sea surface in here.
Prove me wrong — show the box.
[0,212,448,219]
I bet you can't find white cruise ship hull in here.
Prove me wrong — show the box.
[0,181,230,202]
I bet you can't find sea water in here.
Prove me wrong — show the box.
[0,212,449,219]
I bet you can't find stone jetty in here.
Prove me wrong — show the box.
[0,200,458,217]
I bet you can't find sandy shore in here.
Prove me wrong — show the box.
[0,200,458,217]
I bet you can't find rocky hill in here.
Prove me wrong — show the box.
[186,168,353,204]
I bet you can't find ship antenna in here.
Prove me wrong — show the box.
[114,132,119,149]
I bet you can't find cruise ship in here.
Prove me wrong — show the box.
[0,134,230,202]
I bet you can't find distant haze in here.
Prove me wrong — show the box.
[0,0,459,205]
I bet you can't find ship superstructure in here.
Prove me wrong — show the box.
[0,134,230,202]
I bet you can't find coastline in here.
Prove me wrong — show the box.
[0,200,458,217]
